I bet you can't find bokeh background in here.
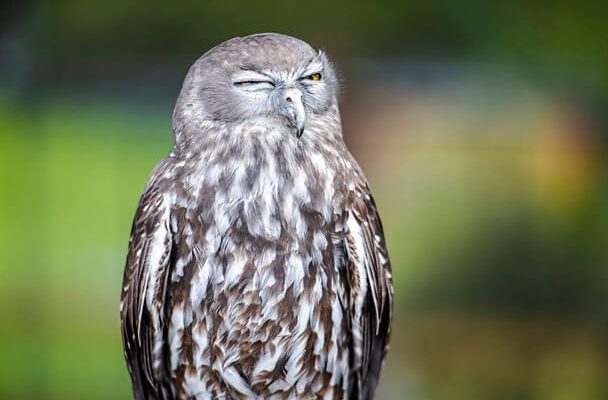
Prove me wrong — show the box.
[2,1,608,399]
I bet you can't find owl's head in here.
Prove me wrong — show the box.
[173,33,339,141]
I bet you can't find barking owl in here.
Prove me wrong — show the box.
[120,33,393,400]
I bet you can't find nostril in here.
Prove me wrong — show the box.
[286,97,293,103]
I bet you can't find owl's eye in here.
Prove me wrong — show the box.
[233,80,275,91]
[234,81,272,86]
[304,73,322,81]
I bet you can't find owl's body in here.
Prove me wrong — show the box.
[121,34,392,400]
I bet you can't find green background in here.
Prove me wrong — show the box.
[1,1,607,399]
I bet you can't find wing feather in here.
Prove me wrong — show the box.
[344,178,393,400]
[120,175,174,400]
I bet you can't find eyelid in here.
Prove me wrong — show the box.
[233,80,275,90]
[233,80,274,86]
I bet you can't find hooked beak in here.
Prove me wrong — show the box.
[283,87,306,138]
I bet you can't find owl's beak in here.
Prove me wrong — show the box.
[283,87,306,138]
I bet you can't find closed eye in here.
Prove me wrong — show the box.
[234,80,271,86]
[233,80,275,90]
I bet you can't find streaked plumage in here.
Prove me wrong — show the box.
[120,33,393,399]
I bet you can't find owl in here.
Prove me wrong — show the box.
[120,33,393,400]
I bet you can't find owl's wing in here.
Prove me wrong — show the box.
[120,174,174,400]
[343,178,393,400]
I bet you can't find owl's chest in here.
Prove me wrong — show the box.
[169,204,350,398]
[168,158,351,397]
[183,152,341,234]
[171,158,346,293]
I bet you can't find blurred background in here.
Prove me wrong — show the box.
[1,1,608,399]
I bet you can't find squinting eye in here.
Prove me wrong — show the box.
[234,81,274,87]
[307,73,322,81]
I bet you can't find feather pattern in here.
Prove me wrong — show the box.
[121,163,176,399]
[344,174,393,399]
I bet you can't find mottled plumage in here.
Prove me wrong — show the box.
[120,33,393,399]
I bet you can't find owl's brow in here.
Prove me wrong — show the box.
[302,55,324,76]
[234,66,274,79]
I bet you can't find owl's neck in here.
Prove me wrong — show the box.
[171,103,344,153]
[169,115,350,240]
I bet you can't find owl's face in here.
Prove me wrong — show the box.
[176,33,339,138]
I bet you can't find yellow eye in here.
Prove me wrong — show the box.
[309,73,321,81]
